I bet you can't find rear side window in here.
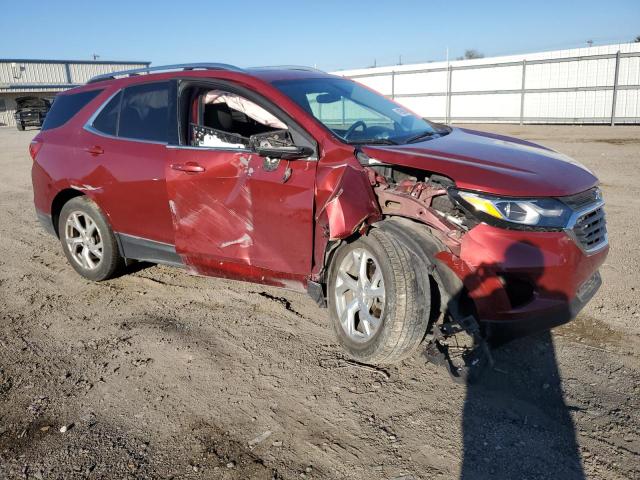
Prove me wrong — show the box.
[42,89,102,131]
[92,91,122,136]
[118,82,168,142]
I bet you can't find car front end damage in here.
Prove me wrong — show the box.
[353,153,608,378]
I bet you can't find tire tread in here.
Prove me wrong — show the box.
[328,227,430,364]
[58,196,124,281]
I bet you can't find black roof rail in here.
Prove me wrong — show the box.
[86,63,243,84]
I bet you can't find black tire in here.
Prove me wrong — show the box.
[327,228,430,364]
[16,122,25,131]
[58,196,124,281]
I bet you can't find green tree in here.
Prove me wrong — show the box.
[457,49,485,60]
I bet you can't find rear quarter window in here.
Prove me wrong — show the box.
[92,91,123,137]
[41,89,102,131]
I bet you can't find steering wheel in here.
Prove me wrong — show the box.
[344,120,367,140]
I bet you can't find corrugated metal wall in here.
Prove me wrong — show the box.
[335,43,640,125]
[0,59,148,126]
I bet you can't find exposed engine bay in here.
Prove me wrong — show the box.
[362,159,473,258]
[361,157,490,382]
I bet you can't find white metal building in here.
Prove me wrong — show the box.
[334,43,640,125]
[0,59,150,127]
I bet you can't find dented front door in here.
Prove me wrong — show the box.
[165,146,317,288]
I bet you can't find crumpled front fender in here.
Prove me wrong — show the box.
[311,147,381,278]
[320,164,380,240]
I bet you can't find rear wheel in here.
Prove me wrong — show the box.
[327,228,430,364]
[58,197,124,281]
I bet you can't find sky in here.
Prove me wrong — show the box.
[3,0,639,71]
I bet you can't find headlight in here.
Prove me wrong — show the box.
[450,189,572,230]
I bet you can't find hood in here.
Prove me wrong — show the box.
[362,127,598,197]
[15,96,50,109]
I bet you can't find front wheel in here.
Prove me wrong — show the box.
[327,228,430,364]
[16,122,25,131]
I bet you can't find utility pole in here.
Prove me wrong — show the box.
[92,53,100,61]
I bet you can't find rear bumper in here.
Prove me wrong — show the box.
[436,223,608,336]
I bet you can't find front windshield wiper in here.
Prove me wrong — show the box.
[405,130,438,144]
[347,138,398,146]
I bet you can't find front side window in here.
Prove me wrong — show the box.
[273,77,446,145]
[42,89,102,131]
[187,88,292,150]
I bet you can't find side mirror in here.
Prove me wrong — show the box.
[252,144,313,160]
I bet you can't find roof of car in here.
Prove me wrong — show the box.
[84,63,334,86]
[246,67,333,82]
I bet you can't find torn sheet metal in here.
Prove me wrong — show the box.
[166,148,316,289]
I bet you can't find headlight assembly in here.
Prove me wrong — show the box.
[450,189,573,230]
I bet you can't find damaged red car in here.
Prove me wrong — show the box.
[31,64,608,373]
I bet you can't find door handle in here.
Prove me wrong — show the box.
[171,162,205,173]
[85,145,104,156]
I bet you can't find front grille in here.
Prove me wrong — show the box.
[572,206,607,252]
[563,187,601,209]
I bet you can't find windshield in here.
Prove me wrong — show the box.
[272,77,443,145]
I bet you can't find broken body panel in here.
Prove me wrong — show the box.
[31,67,607,337]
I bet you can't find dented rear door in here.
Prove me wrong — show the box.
[165,146,317,288]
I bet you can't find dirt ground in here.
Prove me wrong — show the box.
[0,124,638,480]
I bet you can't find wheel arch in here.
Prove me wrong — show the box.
[371,216,473,325]
[51,188,86,237]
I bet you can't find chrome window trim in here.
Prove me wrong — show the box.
[84,123,168,146]
[84,89,121,131]
[165,144,252,153]
[165,144,316,161]
[564,199,608,255]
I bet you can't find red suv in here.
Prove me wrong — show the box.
[30,63,608,371]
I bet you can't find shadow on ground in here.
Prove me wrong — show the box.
[460,242,585,479]
[461,332,585,479]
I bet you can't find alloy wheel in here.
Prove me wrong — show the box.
[334,248,386,342]
[64,211,104,270]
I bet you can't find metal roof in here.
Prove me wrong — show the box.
[0,59,151,93]
[0,58,150,65]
